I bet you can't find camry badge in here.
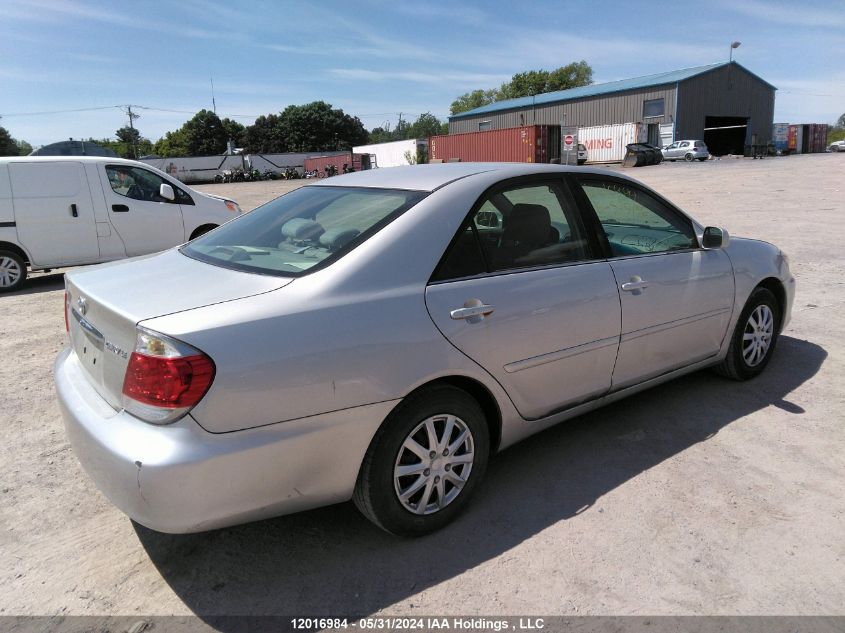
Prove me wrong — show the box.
[77,296,87,316]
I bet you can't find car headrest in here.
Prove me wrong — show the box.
[503,204,551,246]
[319,227,361,252]
[281,218,325,241]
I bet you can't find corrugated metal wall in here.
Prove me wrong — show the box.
[449,86,677,134]
[675,64,775,143]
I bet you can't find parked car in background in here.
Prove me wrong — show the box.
[662,140,710,161]
[827,140,845,152]
[56,163,794,536]
[577,143,588,165]
[0,157,241,292]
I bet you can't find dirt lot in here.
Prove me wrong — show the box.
[1,155,843,619]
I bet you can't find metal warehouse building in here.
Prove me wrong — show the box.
[448,62,776,157]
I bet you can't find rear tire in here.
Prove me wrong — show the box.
[714,287,780,380]
[685,153,694,162]
[354,385,489,536]
[0,250,27,293]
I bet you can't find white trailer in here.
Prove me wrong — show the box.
[577,123,642,163]
[352,139,428,168]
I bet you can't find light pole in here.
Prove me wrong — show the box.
[729,41,741,63]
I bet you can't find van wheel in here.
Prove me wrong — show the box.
[190,225,217,240]
[354,385,489,536]
[0,250,27,293]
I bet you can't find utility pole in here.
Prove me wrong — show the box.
[120,105,141,159]
[211,76,217,114]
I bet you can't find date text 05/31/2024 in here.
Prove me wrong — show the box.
[290,618,546,630]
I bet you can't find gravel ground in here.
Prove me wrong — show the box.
[1,155,843,619]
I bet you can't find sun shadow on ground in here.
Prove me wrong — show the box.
[134,335,825,623]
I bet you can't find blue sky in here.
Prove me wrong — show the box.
[1,0,843,146]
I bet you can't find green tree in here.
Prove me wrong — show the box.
[277,101,368,152]
[450,88,502,115]
[153,129,190,157]
[0,126,19,156]
[16,139,33,155]
[368,126,393,144]
[221,118,246,148]
[837,112,845,128]
[450,61,594,114]
[408,112,447,139]
[242,114,284,153]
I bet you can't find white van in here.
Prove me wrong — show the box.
[0,156,242,292]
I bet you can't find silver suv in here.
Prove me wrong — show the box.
[662,140,709,162]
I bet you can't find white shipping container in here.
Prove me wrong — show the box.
[352,139,426,168]
[577,123,642,163]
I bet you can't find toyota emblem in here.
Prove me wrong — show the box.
[77,296,87,316]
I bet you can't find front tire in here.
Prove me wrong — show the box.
[0,250,27,293]
[714,287,780,380]
[354,385,490,536]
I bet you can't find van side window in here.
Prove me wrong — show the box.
[106,166,189,204]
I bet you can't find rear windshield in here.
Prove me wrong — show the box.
[182,186,427,276]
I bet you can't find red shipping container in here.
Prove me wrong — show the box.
[429,126,549,164]
[304,153,369,175]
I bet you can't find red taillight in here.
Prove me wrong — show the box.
[123,352,215,409]
[64,291,70,333]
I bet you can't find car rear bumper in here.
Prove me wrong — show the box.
[54,347,398,533]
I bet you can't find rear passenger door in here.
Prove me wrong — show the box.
[10,161,99,266]
[572,175,734,389]
[425,177,621,420]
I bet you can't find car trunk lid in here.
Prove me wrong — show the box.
[64,249,291,410]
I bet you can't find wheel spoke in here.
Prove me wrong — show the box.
[424,418,438,452]
[445,471,467,489]
[417,478,435,511]
[434,478,446,509]
[396,462,427,478]
[402,437,429,461]
[449,453,474,465]
[439,415,456,451]
[399,474,427,501]
[448,429,468,455]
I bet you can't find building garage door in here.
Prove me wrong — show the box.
[704,116,748,156]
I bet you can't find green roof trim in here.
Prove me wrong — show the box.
[449,62,777,120]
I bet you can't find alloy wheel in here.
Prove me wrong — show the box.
[742,304,774,367]
[393,414,475,515]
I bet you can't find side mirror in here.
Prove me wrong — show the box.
[159,183,176,201]
[476,211,499,228]
[702,226,729,249]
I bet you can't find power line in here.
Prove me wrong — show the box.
[0,105,120,117]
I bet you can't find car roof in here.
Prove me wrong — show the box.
[311,162,623,192]
[0,155,145,166]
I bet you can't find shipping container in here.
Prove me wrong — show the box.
[772,123,790,152]
[788,125,802,154]
[352,139,428,168]
[304,153,373,176]
[429,126,550,164]
[577,123,642,163]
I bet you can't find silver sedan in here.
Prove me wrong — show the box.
[54,163,795,536]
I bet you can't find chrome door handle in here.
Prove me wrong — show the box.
[621,277,649,292]
[450,304,494,321]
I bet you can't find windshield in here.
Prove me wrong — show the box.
[182,186,427,276]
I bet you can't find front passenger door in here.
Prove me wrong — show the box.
[425,178,620,420]
[574,176,734,389]
[101,165,186,256]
